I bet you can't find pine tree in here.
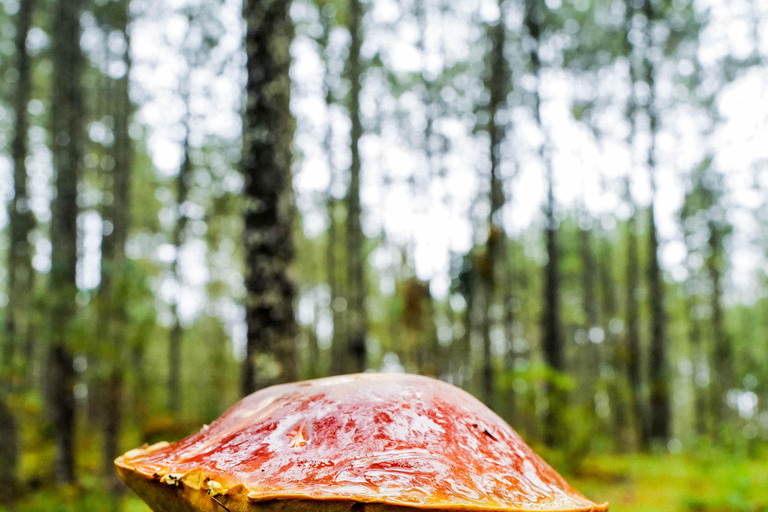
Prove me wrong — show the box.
[48,0,85,484]
[479,0,510,407]
[524,0,564,447]
[5,0,37,373]
[241,0,298,394]
[99,0,133,490]
[168,65,192,413]
[344,0,367,374]
[1,0,36,503]
[623,0,648,450]
[642,0,670,445]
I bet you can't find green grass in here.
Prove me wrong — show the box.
[568,453,768,512]
[4,453,768,512]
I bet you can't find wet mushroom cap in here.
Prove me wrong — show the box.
[116,373,608,512]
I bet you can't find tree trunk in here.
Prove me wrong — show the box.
[479,0,509,408]
[0,398,18,508]
[2,0,36,503]
[578,211,599,406]
[684,271,708,436]
[168,89,191,412]
[344,0,367,374]
[647,203,670,443]
[502,240,517,420]
[708,220,731,432]
[319,8,345,377]
[598,229,631,449]
[524,0,564,447]
[541,182,564,447]
[579,221,598,330]
[101,3,132,491]
[240,0,297,395]
[459,260,475,388]
[5,0,37,373]
[48,0,85,484]
[328,196,345,376]
[622,0,648,450]
[643,0,670,445]
[624,190,646,449]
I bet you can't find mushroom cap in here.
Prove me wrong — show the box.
[116,373,608,512]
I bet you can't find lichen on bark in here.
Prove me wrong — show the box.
[240,0,298,395]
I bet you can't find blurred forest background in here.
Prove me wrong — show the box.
[1,0,768,510]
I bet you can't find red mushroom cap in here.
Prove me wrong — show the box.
[116,373,608,512]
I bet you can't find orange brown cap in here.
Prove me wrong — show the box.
[116,373,608,512]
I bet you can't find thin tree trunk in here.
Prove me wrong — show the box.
[708,220,731,431]
[524,0,564,447]
[328,196,345,376]
[47,0,85,484]
[411,0,441,379]
[598,230,630,449]
[647,203,669,443]
[479,0,509,408]
[624,185,646,448]
[579,221,598,330]
[102,4,132,491]
[461,262,475,388]
[345,0,367,374]
[623,0,648,450]
[0,397,18,508]
[541,177,564,447]
[2,0,36,503]
[319,7,345,377]
[643,0,670,445]
[168,90,191,412]
[502,240,517,423]
[241,0,297,395]
[5,0,37,373]
[503,244,516,375]
[578,210,599,406]
[684,270,708,436]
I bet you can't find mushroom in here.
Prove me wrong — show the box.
[116,373,608,512]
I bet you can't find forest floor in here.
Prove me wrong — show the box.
[4,452,768,512]
[570,452,768,512]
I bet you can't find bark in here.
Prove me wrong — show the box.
[624,186,646,448]
[708,220,732,430]
[647,203,669,443]
[524,0,564,447]
[328,196,345,376]
[579,221,598,329]
[599,231,631,449]
[0,398,18,508]
[101,3,132,490]
[541,185,564,447]
[2,0,36,502]
[503,245,516,376]
[241,0,297,395]
[578,211,599,405]
[644,0,670,445]
[48,0,85,484]
[623,0,648,450]
[344,0,367,373]
[5,0,37,372]
[460,261,475,388]
[684,270,708,436]
[479,0,509,408]
[409,1,443,379]
[319,8,345,377]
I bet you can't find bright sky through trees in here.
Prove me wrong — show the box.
[0,0,765,333]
